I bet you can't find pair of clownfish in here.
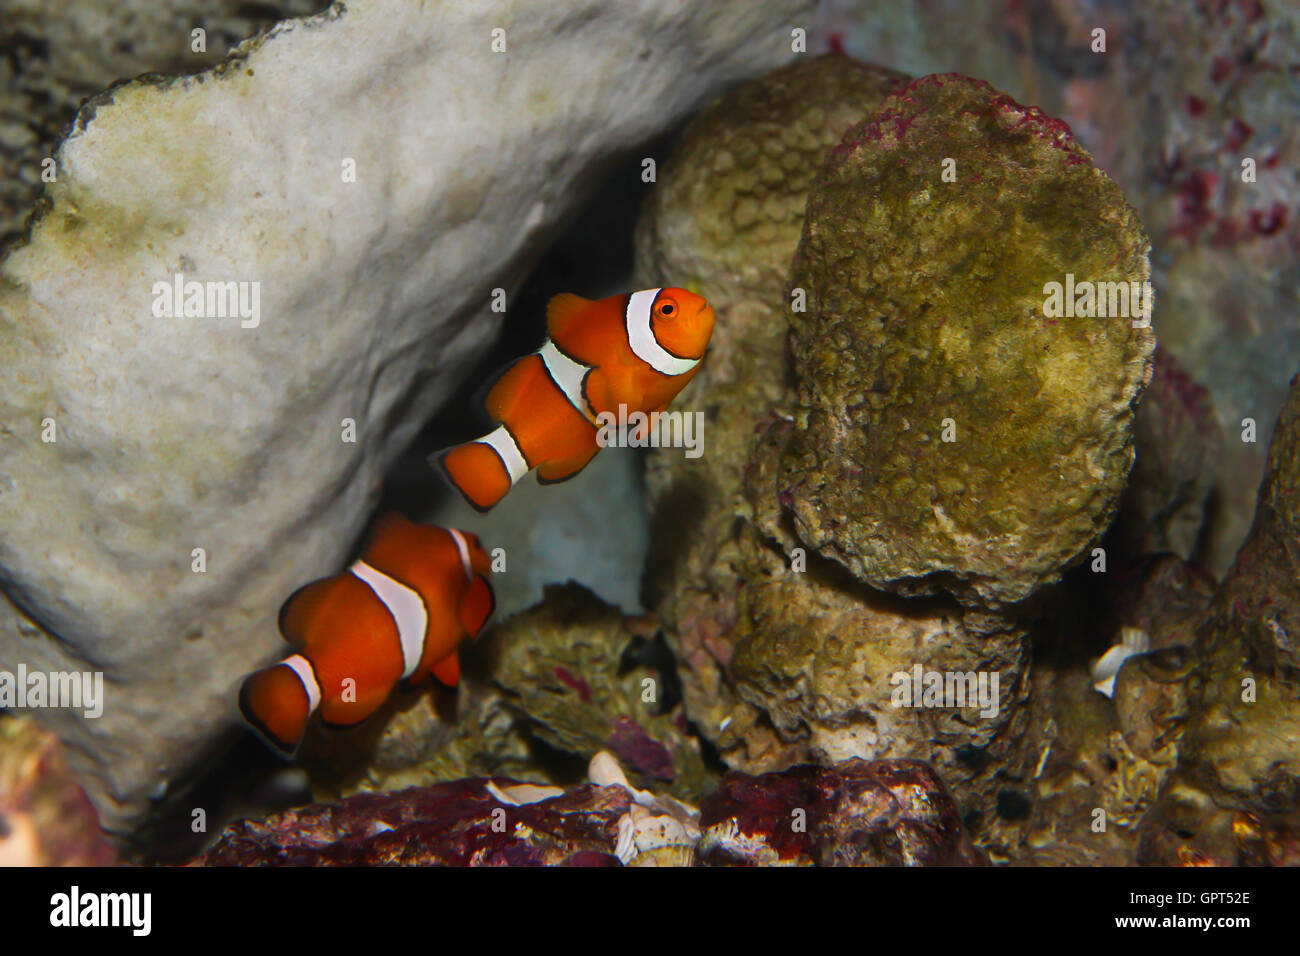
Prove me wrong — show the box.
[239,287,715,755]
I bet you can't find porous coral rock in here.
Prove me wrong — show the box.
[817,0,1300,579]
[782,73,1155,609]
[195,777,635,866]
[0,1,333,246]
[197,750,698,866]
[637,54,909,693]
[724,416,1032,829]
[0,713,116,866]
[0,0,817,832]
[635,51,927,793]
[637,63,1155,848]
[1140,374,1300,862]
[697,758,984,866]
[476,584,714,799]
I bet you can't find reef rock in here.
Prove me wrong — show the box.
[0,0,816,831]
[637,53,909,655]
[781,73,1155,609]
[476,585,714,797]
[0,714,117,866]
[196,777,635,866]
[1116,348,1221,562]
[724,416,1032,824]
[199,751,698,866]
[817,0,1300,580]
[199,754,980,866]
[1139,373,1300,863]
[0,0,327,246]
[698,758,984,866]
[636,64,1154,838]
[972,559,1207,866]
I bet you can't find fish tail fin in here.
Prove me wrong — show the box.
[432,424,527,512]
[238,655,320,758]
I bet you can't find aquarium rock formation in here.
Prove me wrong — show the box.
[0,0,817,833]
[635,59,1152,845]
[0,714,116,866]
[817,0,1299,578]
[1139,372,1300,864]
[698,758,984,866]
[781,73,1155,610]
[195,753,975,866]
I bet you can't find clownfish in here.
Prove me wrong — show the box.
[238,512,495,757]
[435,287,715,511]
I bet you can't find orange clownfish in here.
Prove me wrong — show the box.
[238,512,495,757]
[436,287,715,511]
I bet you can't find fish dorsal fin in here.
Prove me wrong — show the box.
[364,511,412,554]
[545,292,591,339]
[277,578,336,648]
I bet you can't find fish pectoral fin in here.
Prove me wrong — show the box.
[431,651,461,687]
[580,366,614,420]
[460,573,496,635]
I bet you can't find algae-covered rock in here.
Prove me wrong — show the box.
[636,63,1163,859]
[725,417,1031,821]
[636,53,909,322]
[479,584,715,800]
[782,73,1156,609]
[637,54,910,639]
[634,52,913,786]
[1154,373,1300,838]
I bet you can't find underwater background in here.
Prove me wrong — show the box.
[0,0,1298,866]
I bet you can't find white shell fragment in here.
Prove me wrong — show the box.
[1090,626,1151,698]
[484,781,566,807]
[587,750,700,865]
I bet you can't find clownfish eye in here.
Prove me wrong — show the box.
[654,298,678,320]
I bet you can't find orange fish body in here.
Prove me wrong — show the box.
[438,287,715,511]
[239,512,495,756]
